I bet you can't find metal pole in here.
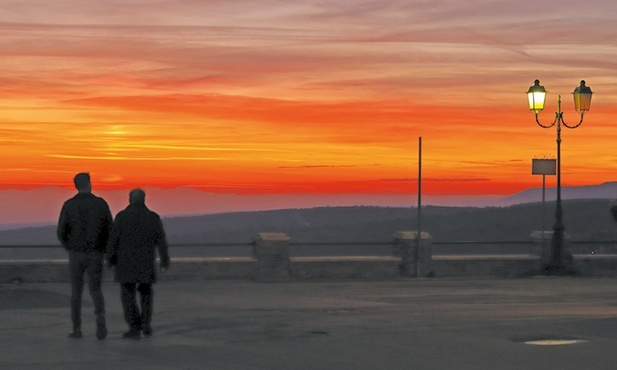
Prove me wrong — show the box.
[549,95,565,273]
[542,174,546,246]
[416,137,422,277]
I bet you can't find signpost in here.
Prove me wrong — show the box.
[532,157,557,246]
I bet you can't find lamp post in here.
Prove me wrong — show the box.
[526,79,593,274]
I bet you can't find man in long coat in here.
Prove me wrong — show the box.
[107,188,170,339]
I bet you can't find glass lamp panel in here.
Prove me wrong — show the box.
[572,81,592,113]
[528,91,546,114]
[579,93,592,112]
[527,80,546,114]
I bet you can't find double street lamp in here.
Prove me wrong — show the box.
[526,79,593,274]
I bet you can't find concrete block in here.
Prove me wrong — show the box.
[253,233,291,282]
[393,231,432,277]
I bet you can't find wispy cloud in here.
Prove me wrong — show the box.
[380,178,491,182]
[279,165,357,169]
[1,0,616,194]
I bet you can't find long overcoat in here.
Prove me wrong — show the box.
[107,204,170,283]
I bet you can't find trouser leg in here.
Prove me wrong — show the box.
[69,252,86,330]
[137,283,153,327]
[121,283,141,331]
[86,252,105,316]
[87,252,107,339]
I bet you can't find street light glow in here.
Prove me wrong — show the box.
[527,79,547,114]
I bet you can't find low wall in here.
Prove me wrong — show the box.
[291,256,401,279]
[2,232,617,283]
[4,254,617,283]
[571,254,617,276]
[432,255,540,277]
[0,260,71,283]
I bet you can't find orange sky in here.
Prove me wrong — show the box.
[1,0,617,198]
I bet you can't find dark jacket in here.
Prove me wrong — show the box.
[107,203,170,283]
[57,192,113,253]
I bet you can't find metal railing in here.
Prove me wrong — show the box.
[2,240,617,262]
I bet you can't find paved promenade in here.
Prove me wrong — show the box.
[2,277,617,370]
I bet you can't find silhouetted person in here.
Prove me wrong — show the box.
[57,172,112,340]
[107,188,170,339]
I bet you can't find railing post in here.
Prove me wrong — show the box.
[393,231,432,277]
[253,232,291,282]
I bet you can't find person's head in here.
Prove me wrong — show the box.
[73,173,91,193]
[129,188,146,206]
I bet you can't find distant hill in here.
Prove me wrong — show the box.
[2,201,617,248]
[0,186,415,225]
[499,182,617,205]
[2,183,617,225]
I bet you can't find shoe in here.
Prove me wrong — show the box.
[68,329,82,339]
[142,324,152,337]
[122,330,141,340]
[96,315,107,340]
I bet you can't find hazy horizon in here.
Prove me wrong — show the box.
[2,181,616,227]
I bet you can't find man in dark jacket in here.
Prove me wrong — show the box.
[57,172,112,340]
[107,188,170,339]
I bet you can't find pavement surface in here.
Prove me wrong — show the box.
[1,277,617,370]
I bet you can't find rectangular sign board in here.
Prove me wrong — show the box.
[532,158,556,175]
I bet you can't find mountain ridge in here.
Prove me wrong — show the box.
[2,200,616,249]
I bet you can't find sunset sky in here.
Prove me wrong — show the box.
[2,0,617,202]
